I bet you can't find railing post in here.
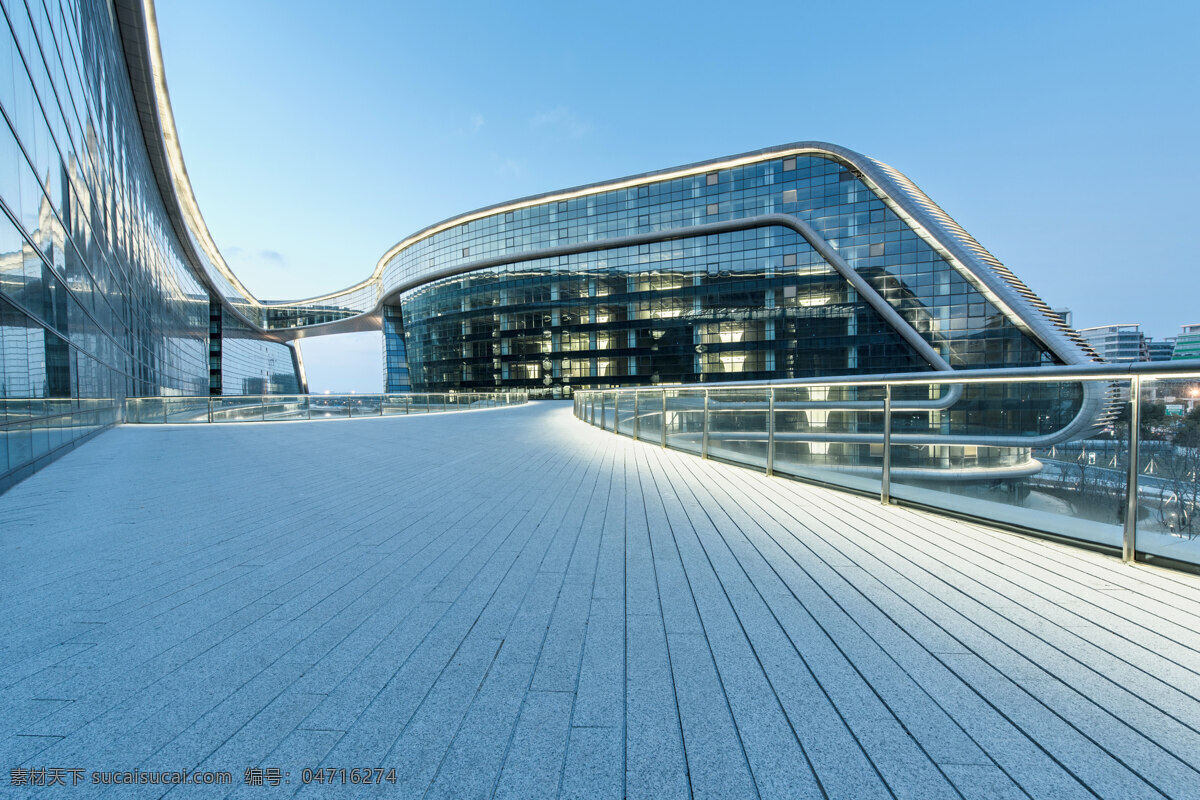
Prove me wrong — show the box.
[261,395,266,422]
[306,397,311,420]
[766,388,775,476]
[661,391,667,448]
[614,393,621,435]
[881,384,892,505]
[1123,375,1141,563]
[633,392,640,440]
[379,395,383,415]
[600,393,606,430]
[702,390,710,459]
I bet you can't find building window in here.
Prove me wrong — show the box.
[706,172,719,186]
[706,203,719,216]
[783,158,796,171]
[870,242,885,257]
[462,247,470,257]
[783,189,797,204]
[783,253,797,267]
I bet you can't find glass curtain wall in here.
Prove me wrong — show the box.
[0,0,299,489]
[383,155,1061,395]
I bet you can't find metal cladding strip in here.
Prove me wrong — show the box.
[290,342,309,394]
[797,461,1047,484]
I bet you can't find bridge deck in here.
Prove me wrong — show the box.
[1,402,1199,799]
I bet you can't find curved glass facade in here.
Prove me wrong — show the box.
[0,0,301,488]
[383,155,1064,396]
[400,227,928,392]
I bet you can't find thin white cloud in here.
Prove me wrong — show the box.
[258,249,286,266]
[529,106,591,138]
[497,157,524,178]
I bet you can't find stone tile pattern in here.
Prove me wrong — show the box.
[1,403,1199,799]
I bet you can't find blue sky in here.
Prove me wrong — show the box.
[155,0,1200,392]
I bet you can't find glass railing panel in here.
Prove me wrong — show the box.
[309,397,351,418]
[1135,375,1200,566]
[706,388,770,469]
[769,384,886,494]
[210,397,266,423]
[350,397,382,417]
[30,414,51,460]
[615,392,636,436]
[128,398,166,423]
[262,396,309,421]
[382,396,413,415]
[665,389,705,455]
[122,393,523,426]
[5,422,31,469]
[887,379,1126,550]
[163,398,211,423]
[43,415,59,454]
[635,391,662,444]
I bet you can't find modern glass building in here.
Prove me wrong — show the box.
[259,144,1103,396]
[1,0,1105,490]
[1172,324,1200,361]
[247,150,1100,398]
[1079,324,1149,363]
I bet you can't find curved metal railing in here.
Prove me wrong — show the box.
[574,361,1200,572]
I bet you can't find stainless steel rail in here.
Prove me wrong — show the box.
[576,360,1200,572]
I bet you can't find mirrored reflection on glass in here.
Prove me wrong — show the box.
[1135,376,1200,566]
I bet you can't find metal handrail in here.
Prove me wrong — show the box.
[575,362,1200,572]
[633,359,1200,389]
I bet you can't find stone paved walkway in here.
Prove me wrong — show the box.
[2,402,1199,799]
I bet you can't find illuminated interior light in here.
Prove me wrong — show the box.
[719,355,747,371]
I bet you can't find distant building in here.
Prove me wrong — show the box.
[1172,324,1200,360]
[1079,324,1148,362]
[1147,338,1176,361]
